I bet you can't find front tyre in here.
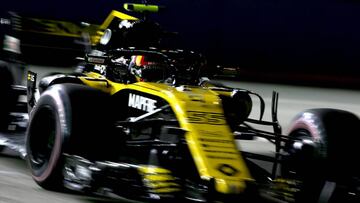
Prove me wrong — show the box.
[282,108,360,202]
[26,84,110,190]
[26,85,72,189]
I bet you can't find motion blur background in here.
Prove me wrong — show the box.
[1,1,360,203]
[2,0,360,87]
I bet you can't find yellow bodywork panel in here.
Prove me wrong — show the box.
[79,72,254,194]
[150,188,181,193]
[98,10,138,30]
[138,165,172,174]
[91,10,138,45]
[137,165,181,193]
[19,17,99,38]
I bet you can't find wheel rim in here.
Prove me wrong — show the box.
[283,129,317,178]
[28,106,57,171]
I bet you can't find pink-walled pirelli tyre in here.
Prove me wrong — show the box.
[282,108,360,202]
[26,83,111,190]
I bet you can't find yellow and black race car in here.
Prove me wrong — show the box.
[13,3,360,203]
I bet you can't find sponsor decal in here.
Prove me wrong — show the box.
[217,164,239,176]
[88,57,105,64]
[128,93,157,112]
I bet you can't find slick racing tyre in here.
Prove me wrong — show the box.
[282,108,360,203]
[0,61,16,131]
[26,83,111,190]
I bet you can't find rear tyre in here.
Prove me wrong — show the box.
[26,84,110,190]
[282,108,360,202]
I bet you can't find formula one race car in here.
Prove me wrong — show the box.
[3,3,360,203]
[25,51,360,203]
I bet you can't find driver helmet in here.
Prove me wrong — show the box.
[128,55,167,82]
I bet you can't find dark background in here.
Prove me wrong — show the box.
[2,0,360,86]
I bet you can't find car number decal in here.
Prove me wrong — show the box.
[187,111,226,125]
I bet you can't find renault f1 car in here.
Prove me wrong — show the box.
[24,48,360,202]
[1,3,360,203]
[25,54,360,203]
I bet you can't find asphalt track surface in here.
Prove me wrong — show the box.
[0,65,360,203]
